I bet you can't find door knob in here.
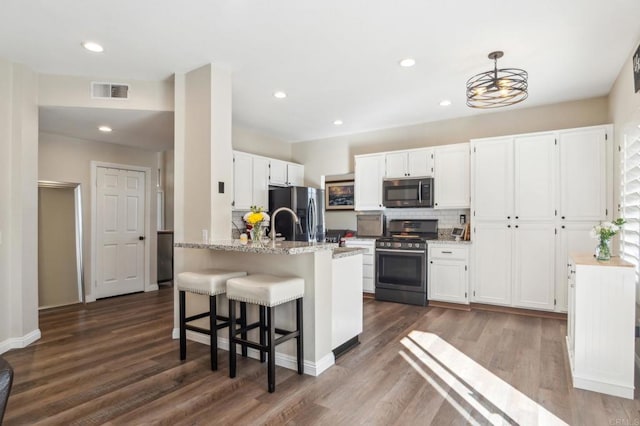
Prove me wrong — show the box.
[139,236,145,241]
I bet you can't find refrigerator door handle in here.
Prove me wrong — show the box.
[309,198,316,241]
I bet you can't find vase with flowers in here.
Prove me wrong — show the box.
[243,205,270,242]
[590,218,625,261]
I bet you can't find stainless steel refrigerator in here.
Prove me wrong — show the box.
[269,186,325,242]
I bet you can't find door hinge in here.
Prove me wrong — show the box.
[605,133,608,141]
[465,265,467,271]
[554,298,557,306]
[555,228,557,235]
[555,209,557,216]
[465,292,467,298]
[473,210,476,216]
[618,145,622,152]
[606,208,608,216]
[431,153,434,159]
[473,147,476,153]
[554,138,557,145]
[231,200,235,207]
[473,290,476,297]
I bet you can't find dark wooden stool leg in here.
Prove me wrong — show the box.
[259,306,266,363]
[240,302,248,357]
[267,306,276,393]
[296,298,304,375]
[209,295,218,371]
[179,290,186,361]
[229,300,237,378]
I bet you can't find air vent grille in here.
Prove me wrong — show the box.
[91,82,129,100]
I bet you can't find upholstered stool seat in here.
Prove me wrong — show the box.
[177,268,247,370]
[0,356,13,425]
[227,274,304,393]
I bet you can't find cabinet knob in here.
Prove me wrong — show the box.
[515,225,519,228]
[507,225,511,228]
[515,216,519,219]
[562,225,565,229]
[507,216,511,219]
[561,216,565,220]
[430,260,433,264]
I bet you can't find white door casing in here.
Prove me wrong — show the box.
[92,163,150,300]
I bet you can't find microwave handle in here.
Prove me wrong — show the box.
[418,181,422,203]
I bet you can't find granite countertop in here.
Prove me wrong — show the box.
[176,240,338,255]
[332,247,366,259]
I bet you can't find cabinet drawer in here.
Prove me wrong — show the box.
[429,246,467,260]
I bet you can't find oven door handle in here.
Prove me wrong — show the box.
[376,248,425,254]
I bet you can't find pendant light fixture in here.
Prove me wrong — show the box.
[466,51,528,109]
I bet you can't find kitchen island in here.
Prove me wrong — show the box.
[174,240,364,376]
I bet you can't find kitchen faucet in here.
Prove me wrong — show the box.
[269,207,301,241]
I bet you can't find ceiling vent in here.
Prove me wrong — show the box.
[91,82,129,100]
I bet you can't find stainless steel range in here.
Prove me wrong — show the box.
[375,219,438,306]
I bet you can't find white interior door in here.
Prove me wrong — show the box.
[96,167,145,298]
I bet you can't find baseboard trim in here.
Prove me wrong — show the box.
[429,301,472,311]
[0,329,42,355]
[146,283,159,292]
[470,303,568,320]
[174,329,335,376]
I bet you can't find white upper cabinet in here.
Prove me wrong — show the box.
[270,159,304,187]
[269,160,288,186]
[355,154,385,210]
[514,134,556,221]
[252,156,270,209]
[385,148,433,178]
[233,152,253,210]
[287,163,305,186]
[559,127,607,221]
[472,137,513,221]
[434,143,470,209]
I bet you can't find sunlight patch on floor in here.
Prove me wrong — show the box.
[400,330,568,426]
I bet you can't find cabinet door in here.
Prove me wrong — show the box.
[385,152,408,178]
[252,156,270,209]
[472,138,513,221]
[233,152,253,210]
[408,148,434,177]
[559,127,607,221]
[355,155,385,210]
[269,159,287,186]
[514,134,556,221]
[556,222,598,312]
[287,163,304,186]
[512,223,556,310]
[429,260,468,304]
[567,258,576,359]
[472,222,512,305]
[434,144,470,209]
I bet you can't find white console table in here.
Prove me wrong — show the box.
[567,254,636,399]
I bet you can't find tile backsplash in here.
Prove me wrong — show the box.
[383,208,471,229]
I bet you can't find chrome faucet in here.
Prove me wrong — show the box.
[269,207,300,241]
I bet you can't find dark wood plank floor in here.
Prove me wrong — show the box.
[3,286,639,425]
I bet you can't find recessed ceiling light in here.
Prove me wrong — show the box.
[273,91,287,99]
[98,125,112,132]
[82,41,104,53]
[399,58,416,68]
[333,120,343,126]
[439,100,452,107]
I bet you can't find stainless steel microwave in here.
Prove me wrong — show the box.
[382,178,434,208]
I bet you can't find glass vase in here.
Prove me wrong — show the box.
[251,223,265,242]
[596,238,611,261]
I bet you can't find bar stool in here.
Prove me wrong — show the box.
[177,268,247,370]
[226,274,304,393]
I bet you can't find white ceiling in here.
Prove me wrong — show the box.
[3,0,640,146]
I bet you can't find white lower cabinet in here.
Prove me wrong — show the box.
[472,221,556,310]
[428,244,469,304]
[472,222,512,305]
[344,238,376,293]
[567,254,635,399]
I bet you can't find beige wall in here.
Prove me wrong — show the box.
[0,59,39,352]
[163,150,175,230]
[293,97,609,187]
[233,125,292,160]
[38,187,79,308]
[39,132,160,300]
[39,74,174,111]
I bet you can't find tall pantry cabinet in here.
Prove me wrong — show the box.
[471,125,611,312]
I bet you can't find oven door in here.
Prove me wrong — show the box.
[375,248,427,292]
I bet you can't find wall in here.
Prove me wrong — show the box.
[0,59,40,354]
[39,74,174,111]
[38,132,160,300]
[293,97,609,188]
[162,149,175,230]
[233,125,292,160]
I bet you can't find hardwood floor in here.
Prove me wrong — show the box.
[3,286,640,425]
